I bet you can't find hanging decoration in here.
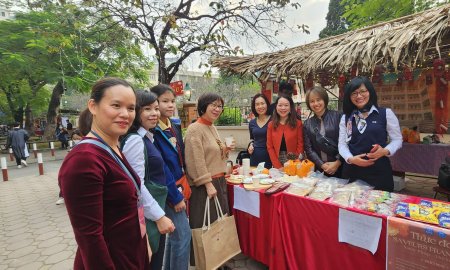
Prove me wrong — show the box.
[338,74,346,99]
[372,65,384,84]
[433,58,448,135]
[319,71,330,86]
[272,80,279,94]
[305,73,314,90]
[403,65,413,81]
[351,65,358,78]
[289,79,298,95]
[169,81,184,96]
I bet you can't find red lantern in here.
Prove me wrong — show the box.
[319,72,330,86]
[372,65,384,83]
[338,74,346,87]
[433,59,445,77]
[351,65,358,78]
[306,73,314,90]
[273,80,279,94]
[403,65,413,81]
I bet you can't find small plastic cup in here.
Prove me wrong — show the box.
[225,137,234,147]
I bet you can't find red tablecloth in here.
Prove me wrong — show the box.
[228,184,387,270]
[274,193,386,270]
[227,184,284,266]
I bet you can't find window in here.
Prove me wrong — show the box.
[1,12,5,17]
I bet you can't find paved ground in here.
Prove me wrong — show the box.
[0,149,445,270]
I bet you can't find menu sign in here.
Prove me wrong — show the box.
[387,216,450,270]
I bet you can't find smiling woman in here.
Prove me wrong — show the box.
[267,96,304,168]
[338,76,403,191]
[58,77,151,269]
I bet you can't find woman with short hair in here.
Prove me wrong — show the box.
[303,86,343,177]
[184,92,235,266]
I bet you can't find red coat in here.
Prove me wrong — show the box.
[267,120,304,168]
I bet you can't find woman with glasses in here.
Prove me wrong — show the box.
[267,96,304,168]
[184,93,235,266]
[303,86,343,177]
[338,76,402,191]
[248,94,272,168]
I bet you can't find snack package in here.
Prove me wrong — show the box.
[285,182,314,197]
[307,177,349,201]
[329,190,352,207]
[395,202,440,225]
[439,212,450,228]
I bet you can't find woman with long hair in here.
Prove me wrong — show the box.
[338,76,402,191]
[248,93,272,168]
[59,77,150,269]
[267,96,304,169]
[121,90,177,269]
[303,86,343,177]
[151,84,191,270]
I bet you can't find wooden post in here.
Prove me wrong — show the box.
[33,143,37,158]
[1,157,8,181]
[37,153,44,175]
[50,142,55,157]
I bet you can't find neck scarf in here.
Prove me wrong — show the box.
[345,110,368,142]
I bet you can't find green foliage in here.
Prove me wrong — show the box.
[319,0,349,39]
[217,107,242,126]
[341,0,446,30]
[0,2,153,125]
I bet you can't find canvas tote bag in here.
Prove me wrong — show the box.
[192,196,241,270]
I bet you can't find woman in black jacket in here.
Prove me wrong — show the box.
[303,86,343,177]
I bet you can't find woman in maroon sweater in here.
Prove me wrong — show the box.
[59,77,150,269]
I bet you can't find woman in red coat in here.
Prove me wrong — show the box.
[59,77,150,269]
[267,96,304,168]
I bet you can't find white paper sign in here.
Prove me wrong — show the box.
[233,185,260,218]
[338,208,382,254]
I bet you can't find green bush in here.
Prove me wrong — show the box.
[217,107,242,126]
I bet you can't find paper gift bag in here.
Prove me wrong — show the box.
[192,197,241,270]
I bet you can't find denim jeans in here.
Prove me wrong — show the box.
[163,204,191,270]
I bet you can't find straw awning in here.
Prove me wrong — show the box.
[211,4,450,80]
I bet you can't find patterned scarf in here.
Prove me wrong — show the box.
[345,110,368,142]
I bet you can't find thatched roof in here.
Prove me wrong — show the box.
[211,4,450,80]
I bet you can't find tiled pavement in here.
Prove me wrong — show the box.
[0,149,446,270]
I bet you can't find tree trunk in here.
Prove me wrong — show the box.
[43,80,64,140]
[14,107,24,127]
[158,53,171,84]
[24,103,33,134]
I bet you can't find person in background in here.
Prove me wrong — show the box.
[247,93,272,168]
[267,81,295,116]
[303,86,343,177]
[338,76,402,191]
[184,93,235,266]
[6,122,29,169]
[59,77,150,269]
[151,84,191,270]
[267,96,304,168]
[121,90,176,269]
[57,127,69,149]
